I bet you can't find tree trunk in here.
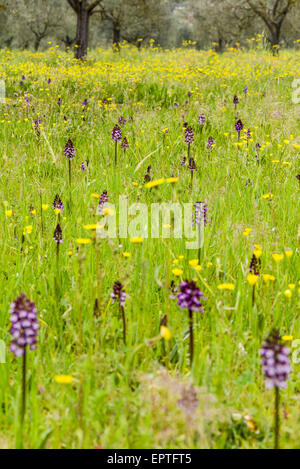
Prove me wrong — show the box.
[75,1,90,60]
[34,35,42,51]
[270,24,281,55]
[113,24,121,51]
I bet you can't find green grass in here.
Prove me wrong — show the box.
[0,44,299,449]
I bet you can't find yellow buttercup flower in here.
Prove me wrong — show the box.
[189,259,199,267]
[284,290,292,298]
[76,238,91,245]
[130,237,143,244]
[247,274,258,286]
[166,177,179,184]
[282,336,293,341]
[172,268,183,277]
[122,252,131,258]
[103,207,115,216]
[262,274,276,283]
[243,227,252,237]
[145,178,165,189]
[285,250,293,258]
[54,375,73,384]
[160,326,172,340]
[24,225,33,235]
[91,193,100,198]
[272,253,284,263]
[54,208,61,215]
[5,210,13,217]
[253,249,262,259]
[218,283,235,291]
[84,224,98,230]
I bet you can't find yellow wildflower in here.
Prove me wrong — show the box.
[247,274,258,286]
[145,178,165,189]
[54,375,73,384]
[218,283,235,291]
[172,268,183,277]
[122,252,131,258]
[272,253,284,263]
[130,237,143,244]
[160,326,172,340]
[76,238,91,245]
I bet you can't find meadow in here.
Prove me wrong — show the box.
[0,41,299,449]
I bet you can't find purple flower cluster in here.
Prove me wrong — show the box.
[98,190,108,215]
[260,330,291,389]
[53,194,64,212]
[111,281,127,307]
[10,294,39,357]
[64,139,75,160]
[177,281,206,313]
[235,119,244,133]
[121,137,129,149]
[53,223,63,244]
[81,160,89,172]
[118,116,127,126]
[34,119,41,130]
[112,125,122,142]
[194,201,208,226]
[34,119,41,138]
[185,126,194,145]
[296,174,300,183]
[233,95,239,105]
[188,157,197,172]
[198,114,205,126]
[207,136,216,150]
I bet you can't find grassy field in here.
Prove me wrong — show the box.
[0,42,299,449]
